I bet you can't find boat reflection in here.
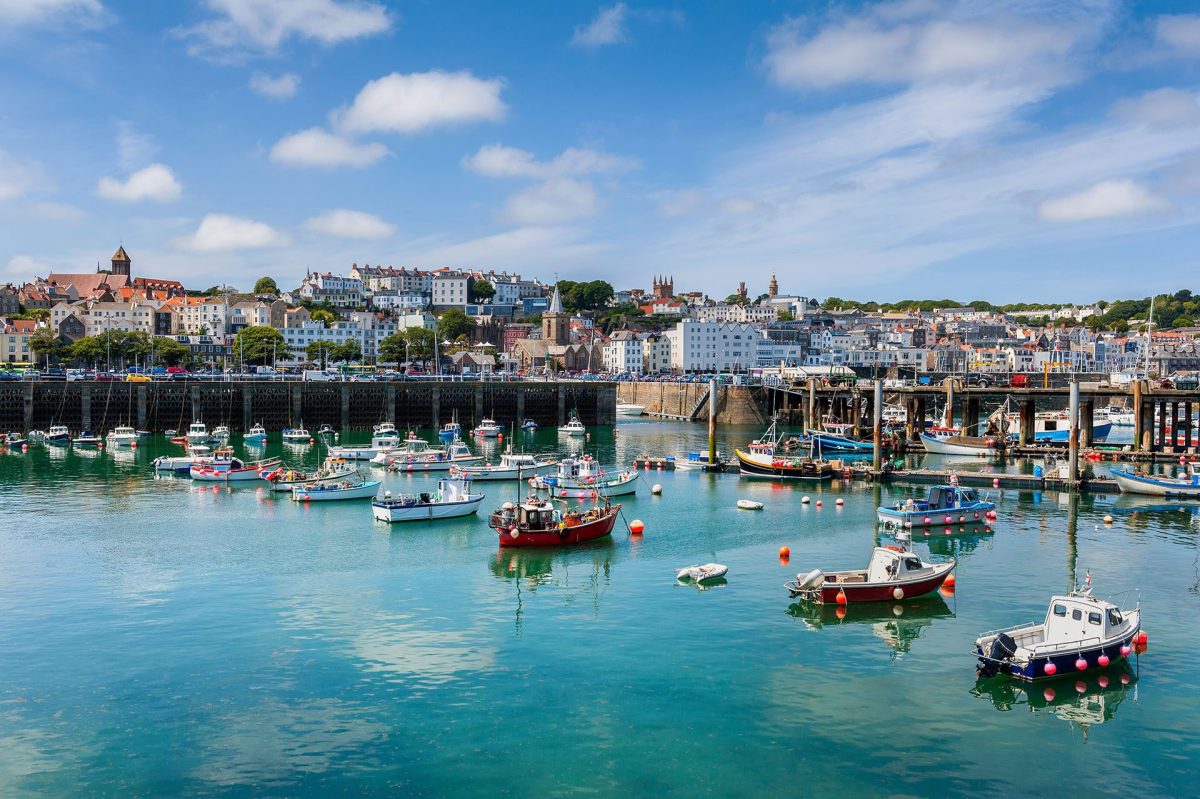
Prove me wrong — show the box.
[488,542,615,635]
[786,593,954,655]
[972,662,1138,738]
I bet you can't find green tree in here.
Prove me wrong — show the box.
[403,326,436,365]
[67,336,104,366]
[724,294,749,307]
[306,339,338,365]
[377,333,407,365]
[330,339,362,363]
[151,336,191,366]
[471,280,496,302]
[778,310,796,321]
[234,325,287,365]
[28,328,65,364]
[438,308,475,342]
[311,309,337,327]
[1172,315,1196,328]
[253,276,279,295]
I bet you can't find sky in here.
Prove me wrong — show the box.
[1,0,1200,303]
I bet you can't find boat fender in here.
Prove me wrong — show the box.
[885,545,905,552]
[796,569,824,591]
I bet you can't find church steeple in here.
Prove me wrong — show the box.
[110,245,131,277]
[548,283,563,314]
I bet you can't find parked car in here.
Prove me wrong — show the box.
[125,373,152,382]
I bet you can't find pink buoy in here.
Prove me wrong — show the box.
[923,517,931,525]
[1043,661,1057,675]
[816,500,823,508]
[1120,644,1132,656]
[992,478,999,488]
[944,516,952,524]
[1075,681,1087,694]
[1043,687,1056,702]
[958,516,965,524]
[1098,654,1110,667]
[1098,675,1109,688]
[1120,673,1131,685]
[973,513,979,519]
[1075,657,1087,671]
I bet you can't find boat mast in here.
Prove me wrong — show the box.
[1143,296,1155,379]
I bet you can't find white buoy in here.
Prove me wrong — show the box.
[1103,515,1114,524]
[651,483,663,495]
[801,495,811,504]
[835,498,844,506]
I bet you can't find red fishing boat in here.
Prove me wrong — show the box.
[489,494,621,547]
[785,546,955,603]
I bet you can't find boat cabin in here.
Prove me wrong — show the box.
[374,422,398,437]
[557,455,601,480]
[1040,593,1132,648]
[500,452,540,468]
[188,422,207,436]
[896,485,980,512]
[864,547,935,583]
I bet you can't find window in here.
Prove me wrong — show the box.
[1053,604,1067,616]
[1088,612,1102,625]
[1107,608,1123,626]
[1072,609,1082,621]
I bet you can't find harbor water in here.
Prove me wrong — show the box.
[1,421,1198,796]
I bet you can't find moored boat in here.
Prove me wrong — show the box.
[1109,464,1200,498]
[919,432,1001,456]
[292,479,382,502]
[676,563,729,584]
[974,580,1142,682]
[616,403,645,417]
[281,426,312,444]
[244,423,268,444]
[72,430,102,447]
[558,415,586,436]
[185,422,210,447]
[520,418,538,430]
[153,454,200,473]
[878,484,996,527]
[474,418,501,438]
[532,455,640,498]
[807,429,874,454]
[383,438,482,472]
[330,432,406,461]
[190,452,281,481]
[262,459,358,492]
[106,425,139,447]
[489,495,620,547]
[371,476,485,522]
[785,546,955,603]
[45,425,70,444]
[438,419,462,442]
[456,450,557,481]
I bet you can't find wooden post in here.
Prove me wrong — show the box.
[807,379,816,431]
[914,396,926,441]
[1020,399,1035,446]
[708,379,718,466]
[1068,381,1080,487]
[944,380,954,428]
[1158,400,1168,452]
[965,396,979,436]
[872,380,883,472]
[1081,399,1093,448]
[1186,401,1194,451]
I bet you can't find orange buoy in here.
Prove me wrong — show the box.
[778,546,790,557]
[1134,630,1148,646]
[943,573,956,588]
[629,519,645,534]
[835,588,847,605]
[835,605,847,620]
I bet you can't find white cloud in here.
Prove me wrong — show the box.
[250,71,300,99]
[96,163,182,203]
[658,189,704,217]
[305,209,395,239]
[0,0,107,27]
[717,196,773,216]
[175,214,287,252]
[116,121,157,171]
[0,149,39,202]
[178,0,392,58]
[4,254,53,278]
[269,128,388,168]
[463,143,637,179]
[1038,180,1169,223]
[30,201,85,222]
[1110,88,1200,129]
[335,70,506,135]
[571,3,628,48]
[1154,14,1200,56]
[503,178,599,225]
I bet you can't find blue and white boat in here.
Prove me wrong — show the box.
[877,484,995,527]
[244,423,268,444]
[1110,463,1200,498]
[806,429,874,454]
[439,419,462,442]
[45,425,70,445]
[975,581,1142,683]
[1004,412,1112,443]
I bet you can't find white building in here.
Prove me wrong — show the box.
[351,265,433,295]
[431,271,471,309]
[642,334,671,374]
[602,330,643,374]
[297,272,364,308]
[170,296,229,335]
[370,291,428,312]
[665,321,759,373]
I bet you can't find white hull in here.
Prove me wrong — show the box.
[330,446,394,461]
[107,435,138,447]
[920,434,996,456]
[387,456,483,472]
[544,472,639,498]
[371,495,484,522]
[457,463,556,481]
[1112,469,1200,498]
[558,428,586,436]
[293,481,381,501]
[190,469,265,482]
[616,404,645,417]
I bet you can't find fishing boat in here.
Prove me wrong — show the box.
[371,476,486,522]
[974,579,1142,682]
[185,422,211,447]
[807,429,874,454]
[190,452,281,481]
[106,426,139,447]
[3,432,30,448]
[673,450,726,471]
[616,403,645,417]
[317,424,337,439]
[676,563,729,584]
[878,484,996,527]
[153,454,199,474]
[330,431,411,461]
[385,438,482,472]
[292,478,382,502]
[1100,405,1135,427]
[558,415,587,436]
[455,450,558,481]
[262,459,358,492]
[244,423,268,444]
[373,421,400,440]
[1000,411,1113,443]
[368,435,448,464]
[919,432,1001,456]
[72,430,102,447]
[521,418,538,431]
[211,425,231,443]
[281,426,312,444]
[438,419,462,443]
[786,546,956,603]
[532,455,640,498]
[474,418,502,438]
[45,425,70,444]
[489,494,621,547]
[737,419,833,480]
[1109,463,1200,498]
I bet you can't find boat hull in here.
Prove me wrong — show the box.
[809,562,955,603]
[1035,422,1113,443]
[919,433,997,456]
[540,471,640,498]
[1111,468,1200,498]
[736,450,832,480]
[806,430,874,453]
[976,619,1141,683]
[292,481,382,501]
[457,463,556,481]
[878,501,995,526]
[371,495,484,522]
[496,508,620,547]
[386,456,483,472]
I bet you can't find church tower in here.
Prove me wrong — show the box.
[736,281,747,300]
[110,245,131,277]
[768,273,778,298]
[542,283,568,345]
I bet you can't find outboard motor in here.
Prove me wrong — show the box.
[979,633,1018,678]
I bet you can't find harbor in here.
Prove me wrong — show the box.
[1,417,1197,796]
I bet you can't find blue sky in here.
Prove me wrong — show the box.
[1,0,1199,302]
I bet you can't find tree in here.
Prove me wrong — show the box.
[306,339,338,365]
[330,339,362,363]
[151,336,191,366]
[234,325,287,366]
[67,336,104,366]
[558,280,614,312]
[1172,315,1196,328]
[377,333,407,365]
[403,326,436,365]
[438,308,475,342]
[778,310,796,321]
[724,294,749,307]
[471,280,496,302]
[311,309,337,327]
[28,328,64,364]
[254,276,279,295]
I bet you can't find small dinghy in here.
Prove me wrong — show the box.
[675,563,729,584]
[292,479,382,502]
[1109,463,1200,498]
[736,499,764,510]
[974,577,1143,683]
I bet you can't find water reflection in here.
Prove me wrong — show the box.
[972,663,1139,739]
[488,543,616,634]
[786,594,954,655]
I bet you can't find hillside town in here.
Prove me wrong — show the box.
[2,245,1198,380]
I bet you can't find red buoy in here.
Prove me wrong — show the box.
[1098,654,1110,667]
[1044,662,1057,675]
[1075,657,1087,671]
[835,589,847,605]
[1134,631,1148,646]
[943,573,956,588]
[629,519,645,534]
[778,546,790,557]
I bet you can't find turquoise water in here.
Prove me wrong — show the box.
[1,421,1198,797]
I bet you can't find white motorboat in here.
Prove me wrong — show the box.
[185,422,210,447]
[282,426,312,444]
[558,415,587,436]
[919,432,1001,456]
[72,430,101,447]
[368,435,448,465]
[1110,463,1200,498]
[373,422,400,440]
[616,403,645,417]
[45,425,70,444]
[330,432,410,461]
[106,426,139,447]
[384,439,483,472]
[244,423,268,444]
[1101,405,1135,427]
[263,459,359,492]
[455,450,557,481]
[371,476,486,522]
[292,479,382,502]
[211,425,231,442]
[474,418,502,438]
[532,455,640,498]
[153,454,199,474]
